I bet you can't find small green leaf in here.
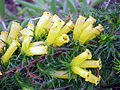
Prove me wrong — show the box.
[21,18,30,28]
[34,0,46,10]
[16,0,44,11]
[63,0,67,13]
[90,0,105,7]
[0,0,5,20]
[5,9,19,20]
[67,0,77,14]
[50,0,56,14]
[82,0,89,16]
[15,72,34,90]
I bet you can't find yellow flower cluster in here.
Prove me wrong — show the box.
[34,12,74,46]
[71,49,101,85]
[0,11,103,85]
[52,49,101,86]
[0,21,48,63]
[73,16,104,44]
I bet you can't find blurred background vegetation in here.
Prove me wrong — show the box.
[0,0,120,89]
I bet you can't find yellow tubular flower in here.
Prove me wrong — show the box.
[35,11,52,39]
[80,58,102,69]
[59,20,74,36]
[82,16,96,30]
[85,73,101,86]
[89,24,104,40]
[0,31,8,42]
[0,40,5,53]
[21,36,32,53]
[73,16,86,41]
[44,16,53,31]
[79,24,93,44]
[72,66,91,79]
[44,14,62,31]
[1,40,20,63]
[27,23,34,31]
[45,19,65,45]
[53,34,69,47]
[26,45,48,56]
[7,21,22,44]
[0,72,2,75]
[20,28,33,41]
[45,14,65,33]
[52,70,76,79]
[29,41,46,47]
[72,49,92,66]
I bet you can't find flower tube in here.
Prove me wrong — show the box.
[0,40,5,53]
[1,40,20,63]
[85,73,101,86]
[72,66,91,79]
[72,49,92,66]
[45,19,65,45]
[53,34,69,47]
[73,15,86,41]
[0,31,8,42]
[89,24,104,40]
[79,24,93,44]
[21,36,32,53]
[59,20,74,36]
[35,11,52,39]
[27,23,34,31]
[51,71,75,79]
[26,45,48,56]
[82,16,96,30]
[80,58,102,69]
[20,28,33,41]
[44,14,63,31]
[29,41,46,47]
[7,21,22,44]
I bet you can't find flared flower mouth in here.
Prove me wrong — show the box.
[95,24,104,32]
[61,34,69,43]
[85,74,101,86]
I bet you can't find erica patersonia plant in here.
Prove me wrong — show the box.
[0,11,105,89]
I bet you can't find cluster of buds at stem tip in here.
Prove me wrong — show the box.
[45,15,74,46]
[20,22,48,56]
[52,49,102,86]
[34,11,74,46]
[73,16,104,44]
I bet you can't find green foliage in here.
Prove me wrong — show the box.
[50,0,56,14]
[0,0,5,20]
